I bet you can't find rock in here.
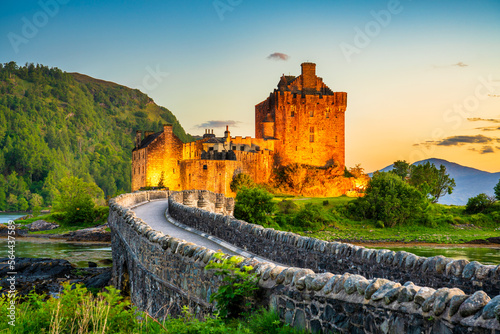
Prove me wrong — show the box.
[65,224,111,242]
[26,220,59,231]
[433,288,464,316]
[88,261,98,268]
[384,286,403,305]
[84,270,112,289]
[356,278,372,295]
[475,265,495,280]
[449,294,469,316]
[322,275,340,294]
[310,273,334,291]
[459,291,491,317]
[365,278,391,300]
[445,259,469,277]
[398,283,420,303]
[414,287,436,306]
[481,295,500,320]
[371,282,401,302]
[421,289,438,312]
[344,275,366,295]
[462,261,482,280]
[333,273,351,294]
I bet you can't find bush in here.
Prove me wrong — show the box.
[234,187,276,225]
[277,200,299,214]
[230,173,255,193]
[465,193,495,214]
[495,179,500,200]
[293,203,333,231]
[349,172,430,227]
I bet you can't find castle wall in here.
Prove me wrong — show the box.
[132,148,147,191]
[257,91,347,168]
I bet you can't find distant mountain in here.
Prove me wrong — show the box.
[370,159,500,205]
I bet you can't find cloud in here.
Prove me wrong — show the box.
[476,126,500,132]
[436,135,493,146]
[415,134,499,148]
[432,62,469,69]
[469,146,496,154]
[467,118,500,123]
[453,62,468,68]
[193,120,242,129]
[267,53,289,61]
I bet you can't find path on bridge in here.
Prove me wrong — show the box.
[132,200,278,265]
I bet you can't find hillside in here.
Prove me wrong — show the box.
[371,158,500,205]
[0,62,192,210]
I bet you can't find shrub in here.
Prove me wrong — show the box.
[494,179,500,201]
[349,172,429,227]
[230,173,255,193]
[465,193,495,214]
[234,187,276,225]
[293,203,333,231]
[277,199,299,214]
[205,253,258,318]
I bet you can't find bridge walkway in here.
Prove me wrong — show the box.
[132,200,277,264]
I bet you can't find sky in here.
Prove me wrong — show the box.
[1,0,499,173]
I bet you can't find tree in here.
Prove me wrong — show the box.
[494,179,500,201]
[18,197,29,212]
[230,173,255,193]
[30,193,44,216]
[234,187,276,225]
[349,172,429,227]
[157,171,166,189]
[391,160,411,180]
[465,193,495,214]
[54,176,103,224]
[409,162,455,203]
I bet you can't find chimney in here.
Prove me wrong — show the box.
[224,125,230,139]
[135,131,142,149]
[301,62,316,89]
[163,124,173,135]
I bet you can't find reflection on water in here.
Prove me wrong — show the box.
[371,245,500,266]
[0,237,112,268]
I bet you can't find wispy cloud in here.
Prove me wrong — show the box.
[267,52,289,61]
[453,62,468,68]
[415,134,500,147]
[432,61,469,69]
[469,145,495,154]
[193,120,242,129]
[467,117,500,123]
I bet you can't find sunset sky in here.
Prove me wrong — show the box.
[1,0,499,172]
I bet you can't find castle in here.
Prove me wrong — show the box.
[132,63,347,197]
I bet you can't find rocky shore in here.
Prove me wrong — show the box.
[0,257,112,297]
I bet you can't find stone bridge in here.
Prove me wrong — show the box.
[108,190,500,333]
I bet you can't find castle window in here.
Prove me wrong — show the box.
[335,135,338,143]
[209,147,214,151]
[294,126,296,131]
[309,135,314,142]
[326,111,330,118]
[295,146,298,151]
[310,127,314,133]
[310,110,314,117]
[240,146,244,151]
[203,165,207,170]
[232,146,236,150]
[291,110,295,117]
[173,168,175,174]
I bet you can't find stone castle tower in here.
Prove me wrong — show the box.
[255,62,347,168]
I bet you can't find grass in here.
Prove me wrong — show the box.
[0,283,305,334]
[272,196,500,244]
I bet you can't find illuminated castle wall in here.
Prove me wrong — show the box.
[132,63,347,197]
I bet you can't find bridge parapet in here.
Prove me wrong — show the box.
[109,190,500,332]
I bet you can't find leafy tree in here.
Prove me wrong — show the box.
[391,160,411,180]
[234,187,276,225]
[347,164,365,178]
[6,194,18,212]
[494,179,500,200]
[18,197,29,212]
[230,173,255,193]
[54,176,103,224]
[465,193,495,214]
[409,162,455,203]
[158,171,166,189]
[349,172,429,227]
[29,193,44,216]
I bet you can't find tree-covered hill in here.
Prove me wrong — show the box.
[0,61,192,211]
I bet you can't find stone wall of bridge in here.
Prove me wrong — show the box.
[109,190,500,333]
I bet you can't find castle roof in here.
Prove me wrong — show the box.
[134,131,162,151]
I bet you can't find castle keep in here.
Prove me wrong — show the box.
[132,63,347,196]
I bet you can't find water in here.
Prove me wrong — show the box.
[370,245,500,266]
[0,237,112,268]
[0,212,26,224]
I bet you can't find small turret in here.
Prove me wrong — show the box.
[135,131,142,149]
